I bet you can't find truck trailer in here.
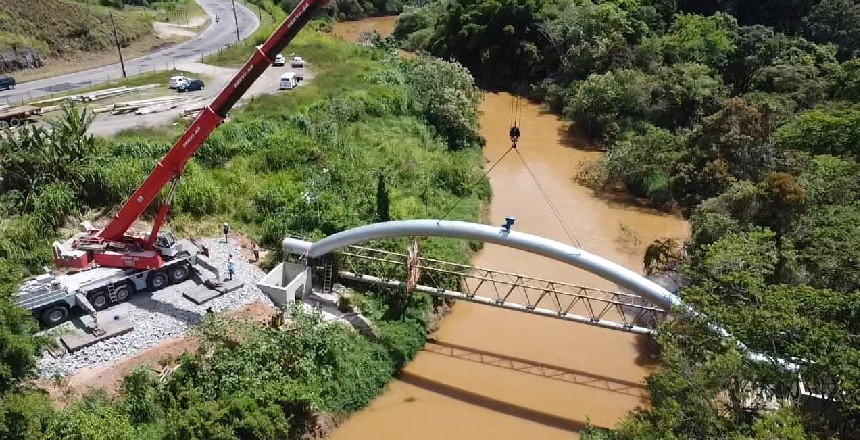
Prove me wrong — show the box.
[15,229,208,328]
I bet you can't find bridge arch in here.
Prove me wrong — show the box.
[285,219,683,310]
[283,219,796,371]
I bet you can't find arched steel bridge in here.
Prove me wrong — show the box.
[277,219,796,371]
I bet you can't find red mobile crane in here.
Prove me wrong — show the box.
[53,0,329,272]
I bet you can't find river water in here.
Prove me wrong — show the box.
[329,17,690,439]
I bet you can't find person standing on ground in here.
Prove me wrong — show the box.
[252,242,260,262]
[227,254,235,281]
[223,222,230,243]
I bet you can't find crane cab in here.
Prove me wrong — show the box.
[155,231,180,258]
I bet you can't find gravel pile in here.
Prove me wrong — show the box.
[37,237,275,379]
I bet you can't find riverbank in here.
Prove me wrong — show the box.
[328,17,689,440]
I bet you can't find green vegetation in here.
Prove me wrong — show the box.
[397,0,860,438]
[0,18,486,439]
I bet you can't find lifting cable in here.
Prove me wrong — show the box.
[513,141,583,250]
[439,145,517,221]
[504,50,581,248]
[439,46,581,250]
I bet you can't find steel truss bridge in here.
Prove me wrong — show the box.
[325,244,668,335]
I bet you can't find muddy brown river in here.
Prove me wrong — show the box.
[329,18,690,439]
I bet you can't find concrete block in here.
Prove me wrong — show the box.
[182,284,223,305]
[61,319,134,352]
[79,303,133,328]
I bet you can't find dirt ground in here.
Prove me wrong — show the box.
[154,15,211,39]
[87,60,313,136]
[36,301,278,406]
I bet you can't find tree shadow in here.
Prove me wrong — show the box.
[632,334,661,368]
[555,122,604,152]
[582,186,688,218]
[423,339,650,402]
[398,370,593,433]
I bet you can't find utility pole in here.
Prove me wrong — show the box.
[231,0,241,44]
[109,11,127,79]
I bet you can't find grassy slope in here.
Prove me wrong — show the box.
[0,0,153,56]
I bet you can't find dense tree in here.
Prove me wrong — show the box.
[803,0,860,59]
[424,0,547,83]
[670,98,775,208]
[649,63,728,129]
[830,57,860,100]
[399,55,483,149]
[538,0,641,84]
[563,69,655,142]
[676,0,819,34]
[641,13,739,69]
[601,124,684,203]
[795,154,860,206]
[774,109,860,160]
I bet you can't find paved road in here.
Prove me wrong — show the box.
[1,0,260,105]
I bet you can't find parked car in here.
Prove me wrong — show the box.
[290,56,304,68]
[0,76,15,91]
[279,72,298,90]
[177,79,204,93]
[273,54,286,66]
[168,75,189,89]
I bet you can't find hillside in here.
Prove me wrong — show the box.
[0,0,160,75]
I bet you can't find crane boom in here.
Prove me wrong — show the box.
[56,0,329,271]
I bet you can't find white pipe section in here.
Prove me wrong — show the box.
[283,219,798,372]
[306,220,682,310]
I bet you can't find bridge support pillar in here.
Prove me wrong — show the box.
[302,265,313,298]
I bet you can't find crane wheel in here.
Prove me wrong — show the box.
[87,290,110,311]
[41,305,69,327]
[168,265,190,283]
[148,271,169,291]
[115,283,134,302]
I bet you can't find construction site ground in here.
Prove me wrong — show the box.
[88,61,313,136]
[38,301,277,406]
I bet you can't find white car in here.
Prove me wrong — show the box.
[273,54,286,66]
[290,56,305,68]
[168,76,189,89]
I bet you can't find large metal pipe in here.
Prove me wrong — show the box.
[283,219,798,371]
